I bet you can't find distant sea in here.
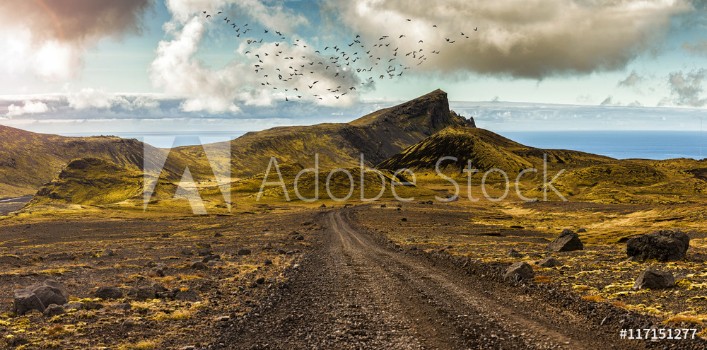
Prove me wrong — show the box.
[63,130,706,160]
[498,131,706,160]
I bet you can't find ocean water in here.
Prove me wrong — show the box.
[498,131,706,160]
[63,130,706,160]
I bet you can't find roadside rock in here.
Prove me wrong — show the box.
[504,262,534,282]
[43,304,65,317]
[13,279,69,315]
[547,229,584,252]
[94,286,123,300]
[633,268,675,290]
[538,257,562,267]
[507,249,523,258]
[626,230,690,262]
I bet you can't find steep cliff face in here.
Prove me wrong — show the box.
[216,89,475,174]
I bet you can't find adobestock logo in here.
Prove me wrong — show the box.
[140,136,567,215]
[257,153,567,204]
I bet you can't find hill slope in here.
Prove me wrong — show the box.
[378,126,706,203]
[0,127,159,196]
[378,126,611,172]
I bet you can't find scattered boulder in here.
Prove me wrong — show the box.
[180,248,193,256]
[538,257,562,268]
[113,303,132,311]
[65,301,84,311]
[0,255,22,266]
[190,261,208,270]
[174,289,200,302]
[504,262,534,282]
[43,304,65,317]
[214,232,223,237]
[196,248,212,256]
[128,286,157,301]
[507,249,523,258]
[202,254,221,263]
[44,252,76,261]
[633,268,675,290]
[13,279,69,315]
[94,286,123,300]
[626,230,690,262]
[264,259,273,266]
[547,229,584,252]
[237,248,252,256]
[577,228,587,233]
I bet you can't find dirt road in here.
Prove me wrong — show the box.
[218,209,683,349]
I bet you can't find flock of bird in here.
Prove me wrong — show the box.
[203,10,477,102]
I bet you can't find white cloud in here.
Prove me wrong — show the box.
[6,101,50,117]
[150,0,363,114]
[67,88,162,111]
[68,88,120,110]
[323,0,693,79]
[0,1,150,82]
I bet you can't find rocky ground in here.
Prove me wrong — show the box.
[221,207,706,349]
[1,202,705,349]
[0,209,320,349]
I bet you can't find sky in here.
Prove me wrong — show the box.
[0,0,706,137]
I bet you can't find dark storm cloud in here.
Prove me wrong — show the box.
[324,0,693,79]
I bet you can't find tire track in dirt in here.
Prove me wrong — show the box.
[219,210,650,349]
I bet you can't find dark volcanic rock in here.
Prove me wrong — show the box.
[0,255,22,266]
[626,230,690,262]
[237,248,252,256]
[538,257,562,268]
[174,289,200,302]
[633,268,675,290]
[13,279,69,315]
[43,304,65,317]
[191,261,209,270]
[94,286,123,300]
[547,230,584,252]
[129,286,157,301]
[507,249,523,258]
[504,262,534,282]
